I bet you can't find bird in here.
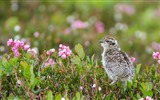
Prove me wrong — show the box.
[99,36,134,88]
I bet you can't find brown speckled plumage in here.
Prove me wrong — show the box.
[99,36,134,88]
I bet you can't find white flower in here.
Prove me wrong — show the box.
[79,86,83,90]
[47,75,51,79]
[61,97,65,100]
[92,84,96,88]
[139,98,144,100]
[16,80,21,86]
[14,25,21,32]
[98,87,102,91]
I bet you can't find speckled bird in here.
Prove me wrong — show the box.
[99,36,134,88]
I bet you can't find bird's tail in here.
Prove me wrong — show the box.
[128,68,135,82]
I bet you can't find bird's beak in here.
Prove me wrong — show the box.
[99,40,103,43]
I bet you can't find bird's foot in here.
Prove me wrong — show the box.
[109,80,117,85]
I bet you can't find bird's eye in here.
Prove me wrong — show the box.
[106,40,109,42]
[112,43,115,45]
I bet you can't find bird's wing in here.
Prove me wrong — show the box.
[106,62,130,78]
[105,50,134,78]
[120,51,135,78]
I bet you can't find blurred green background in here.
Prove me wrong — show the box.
[0,1,160,65]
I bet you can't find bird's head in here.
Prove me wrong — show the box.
[99,36,120,50]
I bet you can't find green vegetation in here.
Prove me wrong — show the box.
[0,1,160,99]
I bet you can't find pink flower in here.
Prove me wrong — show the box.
[18,41,24,48]
[139,98,144,100]
[139,96,153,100]
[64,28,71,34]
[14,43,19,48]
[59,44,63,48]
[24,44,30,51]
[158,54,160,59]
[7,38,32,58]
[152,51,160,64]
[95,21,104,33]
[61,54,67,59]
[151,42,160,51]
[158,60,160,64]
[34,32,40,38]
[44,58,56,68]
[115,4,135,15]
[152,52,160,59]
[27,48,37,57]
[59,61,63,67]
[14,51,21,57]
[131,57,136,63]
[7,38,14,46]
[46,48,55,56]
[48,58,55,65]
[7,55,10,60]
[12,47,18,52]
[71,20,88,30]
[146,96,153,100]
[13,40,19,48]
[58,44,72,59]
[7,39,24,48]
[154,7,160,17]
[14,40,24,48]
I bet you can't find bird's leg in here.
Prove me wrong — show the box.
[122,81,127,91]
[110,80,117,85]
[110,77,118,85]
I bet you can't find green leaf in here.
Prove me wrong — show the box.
[147,82,153,91]
[13,97,19,100]
[86,54,95,65]
[55,93,61,100]
[141,82,147,90]
[140,82,153,97]
[20,61,31,79]
[86,56,91,63]
[7,93,14,100]
[2,58,9,71]
[71,55,81,65]
[141,82,153,91]
[127,81,132,88]
[75,44,85,60]
[151,65,156,75]
[2,58,13,73]
[65,97,70,100]
[30,65,36,88]
[20,61,36,88]
[145,91,153,97]
[136,93,141,99]
[142,90,153,97]
[9,58,19,65]
[91,54,95,63]
[0,67,2,79]
[135,64,141,75]
[76,92,81,100]
[47,90,53,100]
[2,58,8,66]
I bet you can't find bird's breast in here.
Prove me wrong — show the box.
[101,52,107,67]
